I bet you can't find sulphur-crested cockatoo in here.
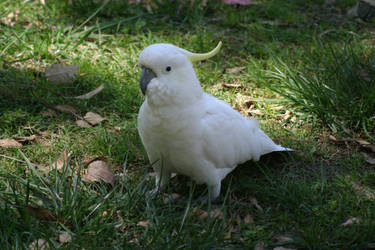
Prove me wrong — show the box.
[137,42,290,201]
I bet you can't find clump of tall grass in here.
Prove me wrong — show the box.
[269,40,375,141]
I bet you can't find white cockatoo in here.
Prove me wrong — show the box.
[137,42,290,201]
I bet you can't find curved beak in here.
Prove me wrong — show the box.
[140,67,156,95]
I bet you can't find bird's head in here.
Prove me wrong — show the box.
[138,42,222,106]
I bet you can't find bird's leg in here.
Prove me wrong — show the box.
[208,183,221,201]
[198,182,221,203]
[149,165,170,196]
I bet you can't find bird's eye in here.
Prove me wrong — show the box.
[166,66,172,72]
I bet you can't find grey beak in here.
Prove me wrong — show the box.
[140,67,156,95]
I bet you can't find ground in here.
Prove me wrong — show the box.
[0,0,375,249]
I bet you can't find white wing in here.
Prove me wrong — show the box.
[200,93,286,169]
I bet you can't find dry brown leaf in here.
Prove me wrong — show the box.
[84,112,104,126]
[27,205,58,221]
[137,220,149,227]
[58,231,72,243]
[226,66,246,74]
[361,152,375,165]
[351,181,375,199]
[354,139,375,153]
[75,120,92,128]
[54,105,77,114]
[0,10,20,27]
[209,208,224,219]
[340,217,361,227]
[14,135,37,142]
[254,241,265,250]
[163,193,181,204]
[319,29,335,38]
[222,83,244,88]
[250,197,264,212]
[75,84,104,99]
[26,205,73,227]
[46,64,79,84]
[355,138,371,146]
[82,160,116,185]
[235,93,253,108]
[192,207,209,219]
[249,109,263,116]
[29,239,49,250]
[53,150,72,170]
[0,138,22,148]
[283,110,292,121]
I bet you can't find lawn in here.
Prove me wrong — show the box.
[1,0,375,249]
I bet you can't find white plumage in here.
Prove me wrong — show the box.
[137,42,289,200]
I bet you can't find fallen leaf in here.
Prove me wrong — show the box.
[84,112,104,126]
[29,239,49,250]
[192,207,209,220]
[250,197,263,212]
[361,152,375,165]
[209,208,224,219]
[74,84,104,99]
[137,220,149,227]
[82,160,116,185]
[14,135,37,142]
[319,29,335,38]
[75,120,92,128]
[254,241,265,250]
[351,181,375,199]
[354,139,375,153]
[163,193,181,204]
[222,83,244,88]
[341,217,361,227]
[329,135,337,141]
[222,0,262,5]
[0,10,19,27]
[249,109,263,116]
[45,64,79,84]
[283,110,292,121]
[26,205,72,226]
[226,66,246,74]
[243,214,254,224]
[353,138,375,153]
[40,0,46,5]
[58,231,72,243]
[0,138,22,148]
[54,105,77,114]
[235,93,253,109]
[52,150,72,170]
[355,138,371,146]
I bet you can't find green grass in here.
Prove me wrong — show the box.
[1,0,375,249]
